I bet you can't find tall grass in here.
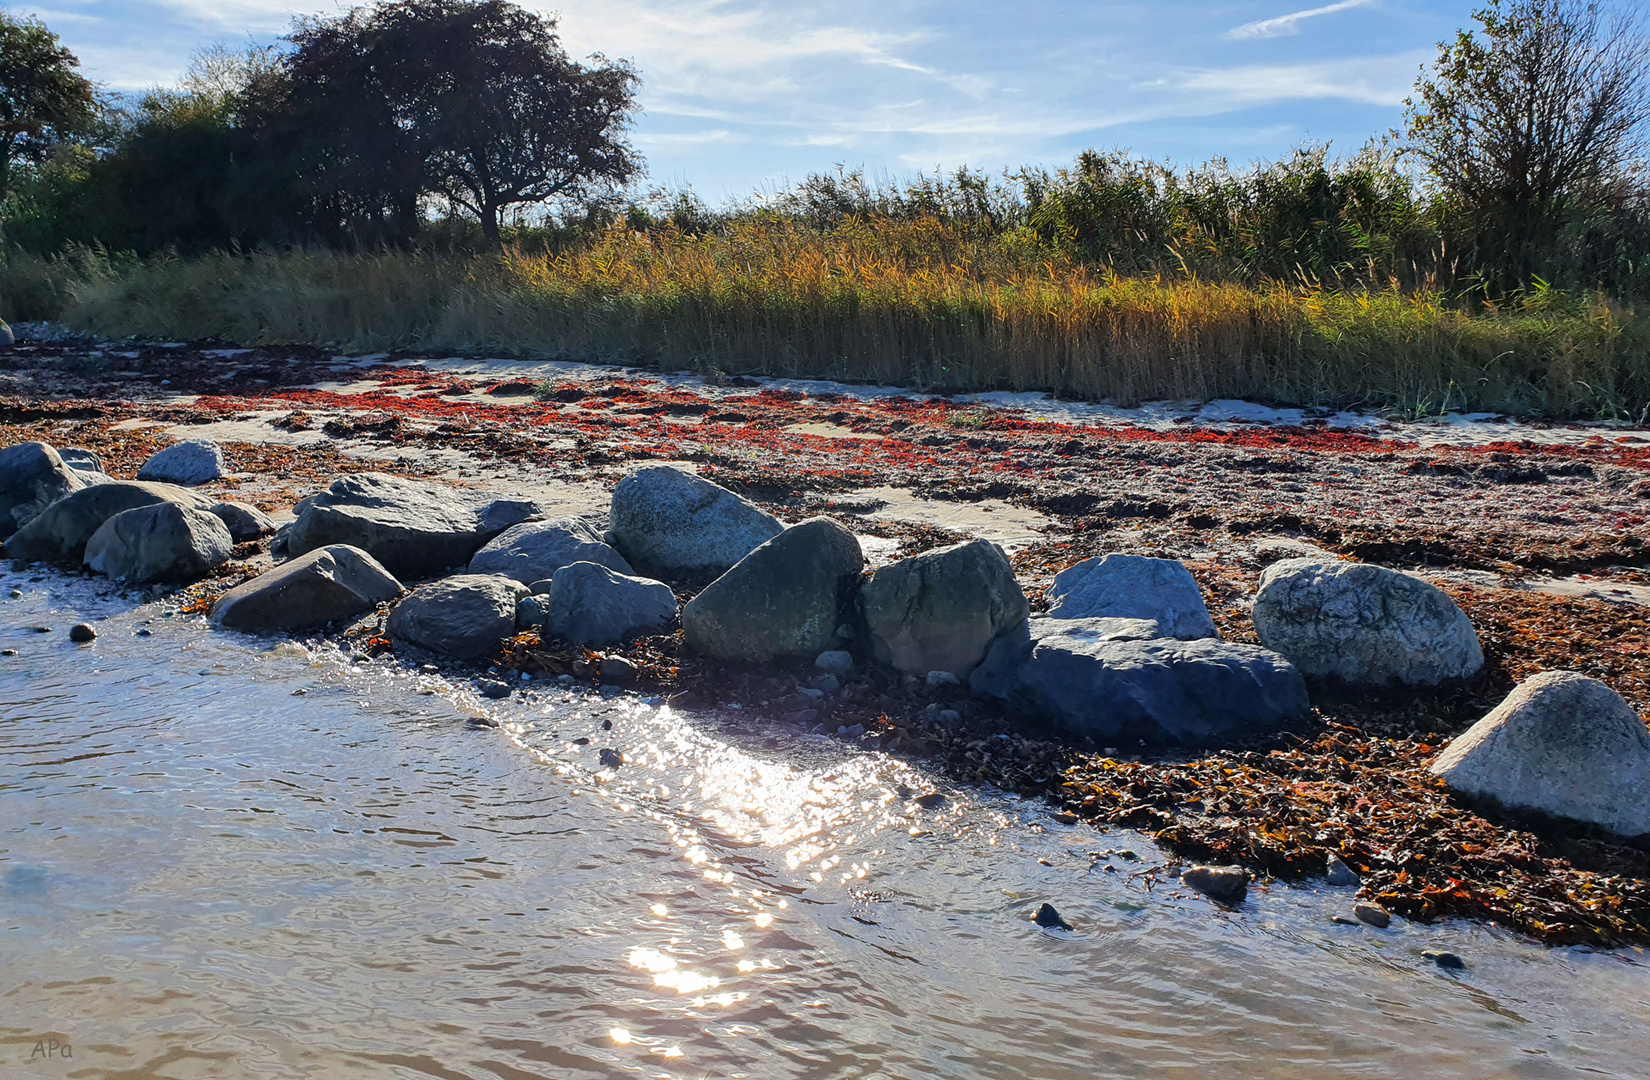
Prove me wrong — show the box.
[11,216,1649,421]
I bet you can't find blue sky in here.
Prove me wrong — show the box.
[12,0,1477,201]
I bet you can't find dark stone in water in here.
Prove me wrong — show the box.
[1181,865,1249,904]
[598,748,624,769]
[1,648,16,656]
[1423,950,1466,970]
[1034,903,1072,930]
[478,678,512,700]
[68,623,96,643]
[914,792,947,809]
[135,628,152,637]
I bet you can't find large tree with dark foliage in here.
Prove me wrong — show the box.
[270,0,641,243]
[0,11,97,203]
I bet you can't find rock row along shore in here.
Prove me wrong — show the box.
[4,437,1649,888]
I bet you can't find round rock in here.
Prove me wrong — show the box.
[136,440,226,486]
[608,465,782,575]
[0,441,86,539]
[468,516,631,584]
[1045,554,1216,639]
[208,501,278,542]
[387,574,527,659]
[860,538,1029,679]
[83,503,234,584]
[524,561,677,647]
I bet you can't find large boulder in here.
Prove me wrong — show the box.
[84,503,234,584]
[468,516,631,584]
[860,538,1029,678]
[285,472,542,581]
[1046,554,1216,639]
[209,500,278,542]
[1253,558,1483,687]
[1429,671,1650,836]
[3,480,213,563]
[683,517,864,662]
[0,442,85,539]
[386,574,527,659]
[212,545,402,633]
[1010,617,1310,745]
[137,439,225,485]
[520,561,678,647]
[608,465,782,575]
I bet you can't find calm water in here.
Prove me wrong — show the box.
[2,570,1647,1080]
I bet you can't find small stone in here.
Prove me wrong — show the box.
[813,673,842,694]
[557,674,574,685]
[815,649,854,676]
[135,628,152,637]
[600,656,639,683]
[1326,853,1360,887]
[478,678,512,699]
[1353,902,1391,928]
[600,685,625,699]
[1422,950,1465,970]
[1180,865,1248,904]
[9,589,21,598]
[926,669,961,689]
[835,623,855,641]
[598,748,624,769]
[68,623,96,643]
[1,648,16,656]
[420,663,440,674]
[939,708,961,723]
[838,723,865,738]
[1033,903,1072,930]
[799,687,825,701]
[1330,915,1359,926]
[914,792,947,809]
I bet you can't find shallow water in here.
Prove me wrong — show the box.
[2,571,1647,1079]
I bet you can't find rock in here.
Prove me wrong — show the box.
[522,561,677,647]
[1046,554,1217,639]
[55,447,104,474]
[600,656,639,683]
[285,472,542,580]
[1009,617,1309,744]
[971,616,1163,699]
[0,442,86,539]
[84,503,234,584]
[860,539,1029,679]
[608,465,782,575]
[1326,853,1360,887]
[814,674,841,693]
[208,501,277,542]
[926,670,961,689]
[386,574,527,659]
[467,516,632,584]
[1423,950,1465,970]
[683,517,864,661]
[1181,865,1248,904]
[212,545,402,633]
[598,748,624,769]
[816,650,854,676]
[1353,902,1391,928]
[1253,558,1483,687]
[69,623,97,643]
[528,579,554,595]
[516,593,552,630]
[1033,903,1072,930]
[0,318,12,348]
[478,678,512,700]
[4,480,213,563]
[1428,670,1650,836]
[136,439,225,485]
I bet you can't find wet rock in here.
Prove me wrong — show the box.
[1033,903,1072,930]
[387,574,527,659]
[212,545,403,633]
[1181,865,1248,904]
[478,678,512,699]
[0,442,86,539]
[684,518,864,661]
[860,538,1029,679]
[815,650,854,676]
[598,748,624,769]
[286,472,542,581]
[1253,558,1483,687]
[609,464,782,575]
[520,561,677,647]
[914,792,947,809]
[208,501,277,542]
[1428,670,1650,836]
[599,655,639,683]
[137,439,225,486]
[468,516,631,584]
[69,623,97,643]
[1326,852,1360,887]
[1046,554,1217,639]
[1423,950,1465,970]
[1354,902,1391,928]
[4,480,214,563]
[1009,617,1309,745]
[84,503,234,584]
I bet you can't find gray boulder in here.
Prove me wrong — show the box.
[860,538,1029,678]
[1429,671,1650,836]
[468,516,631,584]
[1046,554,1216,639]
[520,561,678,647]
[608,465,782,575]
[212,545,402,633]
[683,517,864,662]
[387,574,528,659]
[0,442,85,538]
[209,501,278,542]
[285,472,542,580]
[1009,617,1309,745]
[3,480,213,563]
[1253,558,1483,687]
[136,439,225,485]
[83,503,234,584]
[56,447,105,475]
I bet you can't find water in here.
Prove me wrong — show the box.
[2,571,1647,1079]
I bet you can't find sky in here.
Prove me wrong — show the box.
[11,0,1480,202]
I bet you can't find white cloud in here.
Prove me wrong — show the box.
[1178,52,1424,108]
[1227,0,1376,41]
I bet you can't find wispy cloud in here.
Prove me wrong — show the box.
[1179,52,1423,108]
[1227,0,1376,41]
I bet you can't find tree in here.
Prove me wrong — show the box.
[1404,0,1650,288]
[277,0,642,242]
[0,12,97,203]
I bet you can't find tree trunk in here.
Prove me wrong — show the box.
[481,204,501,243]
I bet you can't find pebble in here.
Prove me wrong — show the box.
[1,648,16,656]
[1326,853,1360,887]
[136,628,152,637]
[600,685,625,699]
[27,626,51,634]
[601,718,612,730]
[914,792,947,809]
[420,664,441,675]
[1180,865,1249,904]
[9,589,21,598]
[557,674,574,685]
[1354,902,1391,928]
[1330,915,1360,926]
[478,678,512,699]
[69,624,97,643]
[799,687,825,701]
[468,716,499,728]
[598,748,624,769]
[1422,950,1466,970]
[1033,903,1072,930]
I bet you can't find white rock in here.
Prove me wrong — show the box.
[1429,671,1650,836]
[1045,554,1216,639]
[136,439,225,485]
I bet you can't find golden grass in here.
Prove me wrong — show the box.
[17,217,1650,420]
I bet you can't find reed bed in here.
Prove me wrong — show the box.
[14,217,1650,420]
